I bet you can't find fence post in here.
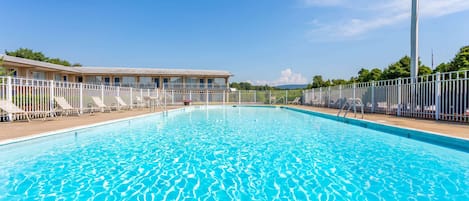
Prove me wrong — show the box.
[206,90,209,105]
[327,87,331,108]
[140,89,143,100]
[101,84,104,104]
[269,90,272,105]
[238,90,241,105]
[222,90,225,105]
[435,73,441,120]
[130,88,133,109]
[397,78,402,117]
[339,85,342,102]
[189,90,192,101]
[117,86,120,97]
[79,83,83,114]
[285,90,288,104]
[171,90,174,105]
[6,76,13,121]
[49,80,54,116]
[371,81,375,113]
[254,90,256,103]
[353,83,356,114]
[319,88,322,106]
[312,88,314,105]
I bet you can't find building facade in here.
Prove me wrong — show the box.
[1,55,231,89]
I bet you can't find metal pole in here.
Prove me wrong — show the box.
[410,0,419,112]
[410,0,419,80]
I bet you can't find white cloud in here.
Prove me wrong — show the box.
[307,0,469,40]
[250,68,308,86]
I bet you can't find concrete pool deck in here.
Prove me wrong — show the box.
[0,106,182,141]
[0,105,468,142]
[290,105,469,139]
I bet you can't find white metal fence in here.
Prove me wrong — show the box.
[2,70,468,123]
[0,76,303,121]
[303,70,469,123]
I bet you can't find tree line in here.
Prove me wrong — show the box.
[229,82,279,90]
[307,45,469,89]
[4,48,82,67]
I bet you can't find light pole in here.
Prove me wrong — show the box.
[410,0,419,81]
[410,0,419,112]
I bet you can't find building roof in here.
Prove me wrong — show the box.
[77,67,232,77]
[1,55,81,73]
[1,55,232,77]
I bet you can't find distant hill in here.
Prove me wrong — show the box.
[275,84,308,89]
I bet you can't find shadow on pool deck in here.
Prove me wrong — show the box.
[0,106,182,141]
[290,105,469,140]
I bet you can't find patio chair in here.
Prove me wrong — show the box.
[91,96,114,112]
[288,97,301,105]
[54,97,80,116]
[0,100,53,121]
[115,96,130,110]
[134,96,146,108]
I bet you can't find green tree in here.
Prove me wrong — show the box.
[5,48,76,67]
[311,75,326,88]
[357,68,370,82]
[369,68,382,81]
[449,45,469,71]
[5,48,47,61]
[433,62,450,73]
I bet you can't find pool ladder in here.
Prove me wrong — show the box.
[337,98,364,119]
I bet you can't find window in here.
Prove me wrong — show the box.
[214,78,225,88]
[32,71,46,80]
[77,76,83,83]
[122,76,136,87]
[104,77,110,85]
[154,78,160,88]
[114,77,120,86]
[86,76,102,84]
[63,76,67,82]
[186,77,198,88]
[199,79,205,88]
[54,74,62,81]
[170,77,182,88]
[139,77,152,88]
[207,79,213,88]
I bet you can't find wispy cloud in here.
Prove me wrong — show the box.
[248,68,308,86]
[306,0,469,40]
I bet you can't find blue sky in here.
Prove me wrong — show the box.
[1,0,468,85]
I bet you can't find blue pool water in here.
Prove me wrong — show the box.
[0,106,468,200]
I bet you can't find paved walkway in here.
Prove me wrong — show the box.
[0,107,181,141]
[291,105,469,139]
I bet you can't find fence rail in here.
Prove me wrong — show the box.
[303,70,469,123]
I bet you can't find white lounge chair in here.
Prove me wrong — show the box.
[0,100,52,121]
[288,97,301,105]
[115,96,130,110]
[54,97,80,116]
[91,96,114,112]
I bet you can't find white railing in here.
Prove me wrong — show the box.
[3,70,468,123]
[303,70,469,123]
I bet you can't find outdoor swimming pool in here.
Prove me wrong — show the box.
[0,106,468,200]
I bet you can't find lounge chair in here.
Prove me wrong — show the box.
[134,96,146,108]
[115,96,130,110]
[54,97,80,116]
[0,100,52,121]
[91,96,114,112]
[288,97,301,105]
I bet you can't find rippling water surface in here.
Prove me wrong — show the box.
[0,106,468,200]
